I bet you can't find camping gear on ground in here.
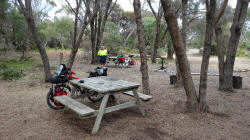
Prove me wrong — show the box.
[109,54,135,67]
[87,67,108,78]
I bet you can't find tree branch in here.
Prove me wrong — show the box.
[215,0,228,25]
[108,0,118,15]
[146,0,157,18]
[63,0,83,22]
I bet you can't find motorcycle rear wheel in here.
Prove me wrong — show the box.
[46,86,71,110]
[87,90,103,102]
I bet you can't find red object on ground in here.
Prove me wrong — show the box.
[118,57,125,63]
[55,88,67,107]
[131,60,135,65]
[70,70,76,74]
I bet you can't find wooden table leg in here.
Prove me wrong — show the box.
[70,86,78,99]
[132,90,145,116]
[110,95,120,105]
[92,93,110,134]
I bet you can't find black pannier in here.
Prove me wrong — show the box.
[50,64,69,84]
[50,75,69,84]
[87,67,108,78]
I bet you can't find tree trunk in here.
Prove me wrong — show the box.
[175,57,182,85]
[123,26,136,47]
[173,0,188,85]
[151,17,162,63]
[198,0,216,111]
[90,16,98,64]
[167,39,174,59]
[90,0,113,64]
[222,0,249,92]
[215,25,225,90]
[133,0,150,95]
[67,16,90,68]
[161,0,198,111]
[214,0,228,90]
[146,0,163,63]
[95,0,112,50]
[67,0,100,68]
[181,0,188,50]
[90,0,112,64]
[72,0,81,46]
[17,0,51,82]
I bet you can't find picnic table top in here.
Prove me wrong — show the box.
[70,76,140,94]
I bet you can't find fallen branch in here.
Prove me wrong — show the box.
[234,69,250,73]
[191,73,219,76]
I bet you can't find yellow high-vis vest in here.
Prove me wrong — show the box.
[98,49,108,56]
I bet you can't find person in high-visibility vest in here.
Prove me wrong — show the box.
[97,46,108,66]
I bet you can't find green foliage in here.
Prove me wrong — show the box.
[236,41,250,58]
[0,58,36,80]
[0,0,10,20]
[239,41,247,49]
[0,63,8,70]
[39,17,74,49]
[8,9,29,50]
[145,45,153,55]
[158,48,167,56]
[246,43,250,50]
[187,40,203,48]
[0,68,22,80]
[103,22,122,55]
[142,17,155,46]
[0,58,35,71]
[123,47,139,54]
[236,48,246,57]
[107,46,121,56]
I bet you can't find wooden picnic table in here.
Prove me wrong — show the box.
[54,76,152,134]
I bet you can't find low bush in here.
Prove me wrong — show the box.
[0,58,35,70]
[145,45,152,55]
[0,63,7,70]
[0,68,22,80]
[236,48,246,57]
[0,58,36,80]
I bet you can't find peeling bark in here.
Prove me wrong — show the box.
[134,0,150,95]
[17,0,51,82]
[222,0,249,92]
[161,0,198,111]
[198,0,216,111]
[67,0,100,68]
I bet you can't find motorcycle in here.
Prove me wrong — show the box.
[116,54,136,67]
[46,64,107,110]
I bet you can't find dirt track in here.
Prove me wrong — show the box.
[0,51,250,140]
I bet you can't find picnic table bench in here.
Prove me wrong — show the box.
[54,76,152,134]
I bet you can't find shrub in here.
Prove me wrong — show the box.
[0,63,7,70]
[158,48,167,56]
[123,47,139,54]
[236,48,246,57]
[107,46,120,56]
[246,43,250,51]
[0,68,22,80]
[145,45,152,55]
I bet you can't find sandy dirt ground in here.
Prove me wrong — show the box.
[0,50,250,140]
